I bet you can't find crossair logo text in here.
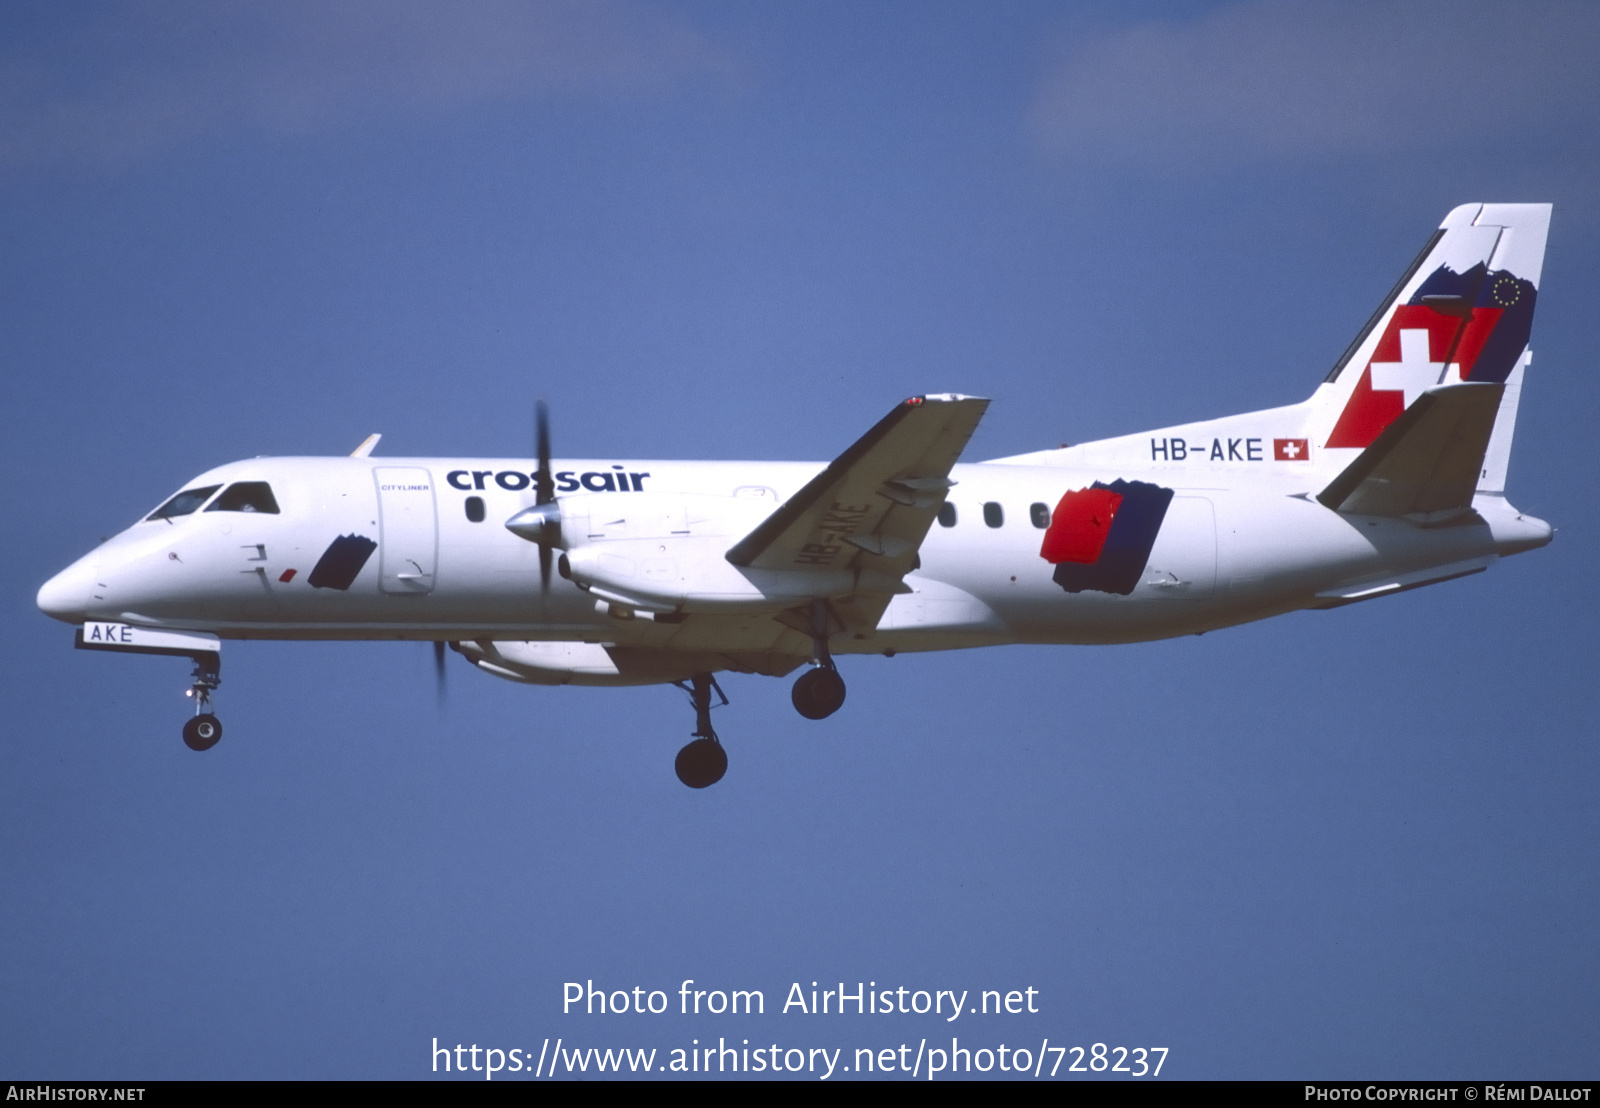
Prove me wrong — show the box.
[446,467,650,493]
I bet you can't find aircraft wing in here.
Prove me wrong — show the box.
[1317,382,1504,518]
[725,394,989,584]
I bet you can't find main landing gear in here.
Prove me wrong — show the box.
[791,599,846,721]
[668,600,846,788]
[181,652,223,751]
[672,672,728,788]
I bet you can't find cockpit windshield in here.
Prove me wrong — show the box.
[204,482,280,514]
[146,485,222,521]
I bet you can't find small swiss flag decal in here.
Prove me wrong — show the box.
[1274,438,1310,461]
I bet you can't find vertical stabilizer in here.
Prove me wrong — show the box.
[1307,203,1550,457]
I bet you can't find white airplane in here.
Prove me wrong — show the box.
[38,203,1553,787]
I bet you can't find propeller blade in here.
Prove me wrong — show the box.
[433,640,447,706]
[535,398,554,596]
[535,398,553,505]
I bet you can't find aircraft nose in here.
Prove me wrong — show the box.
[36,553,99,624]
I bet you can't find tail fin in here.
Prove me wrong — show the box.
[1309,204,1549,455]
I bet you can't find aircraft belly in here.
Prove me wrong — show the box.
[657,615,806,655]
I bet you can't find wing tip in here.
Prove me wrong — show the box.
[913,392,988,405]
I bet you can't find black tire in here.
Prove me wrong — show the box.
[674,738,727,788]
[183,713,223,751]
[791,667,846,720]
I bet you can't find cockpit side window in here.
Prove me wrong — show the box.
[205,482,280,514]
[146,485,222,521]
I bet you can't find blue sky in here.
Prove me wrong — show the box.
[3,0,1597,1079]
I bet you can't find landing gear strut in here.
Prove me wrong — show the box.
[182,652,223,751]
[792,599,846,720]
[672,672,728,788]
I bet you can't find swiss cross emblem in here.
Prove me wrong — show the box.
[1274,438,1309,461]
[1369,328,1447,407]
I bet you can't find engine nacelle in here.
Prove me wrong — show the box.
[511,491,892,614]
[563,540,856,613]
[455,640,694,687]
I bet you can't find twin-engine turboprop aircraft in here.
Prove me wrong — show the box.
[38,204,1554,787]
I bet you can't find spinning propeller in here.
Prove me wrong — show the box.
[534,399,554,593]
[505,398,563,594]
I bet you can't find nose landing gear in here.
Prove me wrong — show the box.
[672,672,728,788]
[181,653,223,752]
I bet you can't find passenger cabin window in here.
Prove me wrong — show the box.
[205,481,280,514]
[465,496,485,523]
[1030,502,1050,529]
[146,485,221,521]
[984,502,1004,528]
[937,503,957,528]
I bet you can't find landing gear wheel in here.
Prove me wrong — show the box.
[183,713,223,751]
[671,673,730,788]
[792,667,846,720]
[675,738,727,788]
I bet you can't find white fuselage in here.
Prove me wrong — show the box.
[37,451,1552,661]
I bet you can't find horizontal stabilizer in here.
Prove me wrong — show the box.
[726,394,988,576]
[1317,383,1503,517]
